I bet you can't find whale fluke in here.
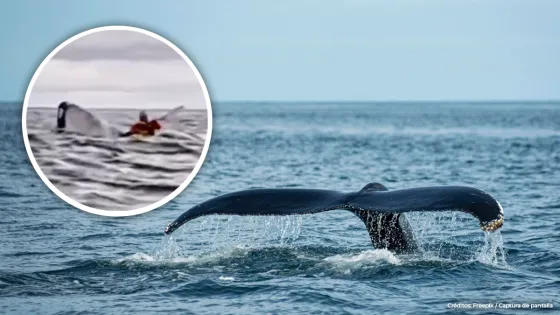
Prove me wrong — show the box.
[57,102,69,129]
[164,183,504,251]
[55,101,121,137]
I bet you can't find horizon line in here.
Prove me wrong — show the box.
[24,106,205,111]
[214,99,560,104]
[2,99,560,104]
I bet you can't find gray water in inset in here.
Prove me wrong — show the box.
[25,107,208,210]
[1,102,559,314]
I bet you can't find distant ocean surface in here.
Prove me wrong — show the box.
[1,102,559,314]
[25,107,207,210]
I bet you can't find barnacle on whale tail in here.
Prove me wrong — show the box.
[480,214,504,232]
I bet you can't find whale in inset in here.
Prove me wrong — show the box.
[164,183,504,252]
[55,101,185,138]
[56,101,118,137]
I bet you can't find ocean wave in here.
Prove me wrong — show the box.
[26,108,207,211]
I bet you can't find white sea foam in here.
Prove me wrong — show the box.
[219,276,235,281]
[324,249,401,267]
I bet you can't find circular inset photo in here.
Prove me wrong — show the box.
[22,26,212,216]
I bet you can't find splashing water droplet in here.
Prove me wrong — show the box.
[158,215,306,257]
[475,231,509,268]
[154,234,181,261]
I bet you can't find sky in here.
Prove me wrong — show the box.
[1,0,559,102]
[28,29,206,109]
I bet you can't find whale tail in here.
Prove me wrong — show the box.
[164,183,504,252]
[54,101,122,137]
[57,102,69,129]
[352,183,417,251]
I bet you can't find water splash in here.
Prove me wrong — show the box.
[157,211,509,269]
[403,211,509,267]
[154,234,181,261]
[324,249,401,266]
[115,252,155,264]
[475,231,509,268]
[171,215,305,255]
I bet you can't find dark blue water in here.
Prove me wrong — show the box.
[1,102,559,314]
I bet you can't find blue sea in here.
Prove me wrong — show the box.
[1,102,559,314]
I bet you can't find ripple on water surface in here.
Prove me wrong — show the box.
[1,102,559,314]
[25,107,208,210]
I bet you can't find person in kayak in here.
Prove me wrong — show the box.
[119,110,161,137]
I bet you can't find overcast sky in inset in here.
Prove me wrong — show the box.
[28,29,207,109]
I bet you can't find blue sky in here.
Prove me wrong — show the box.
[1,0,559,101]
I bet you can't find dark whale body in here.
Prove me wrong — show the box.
[164,183,504,252]
[57,102,69,130]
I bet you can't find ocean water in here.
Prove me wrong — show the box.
[25,107,208,211]
[1,102,559,314]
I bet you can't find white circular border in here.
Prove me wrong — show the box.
[22,25,213,217]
